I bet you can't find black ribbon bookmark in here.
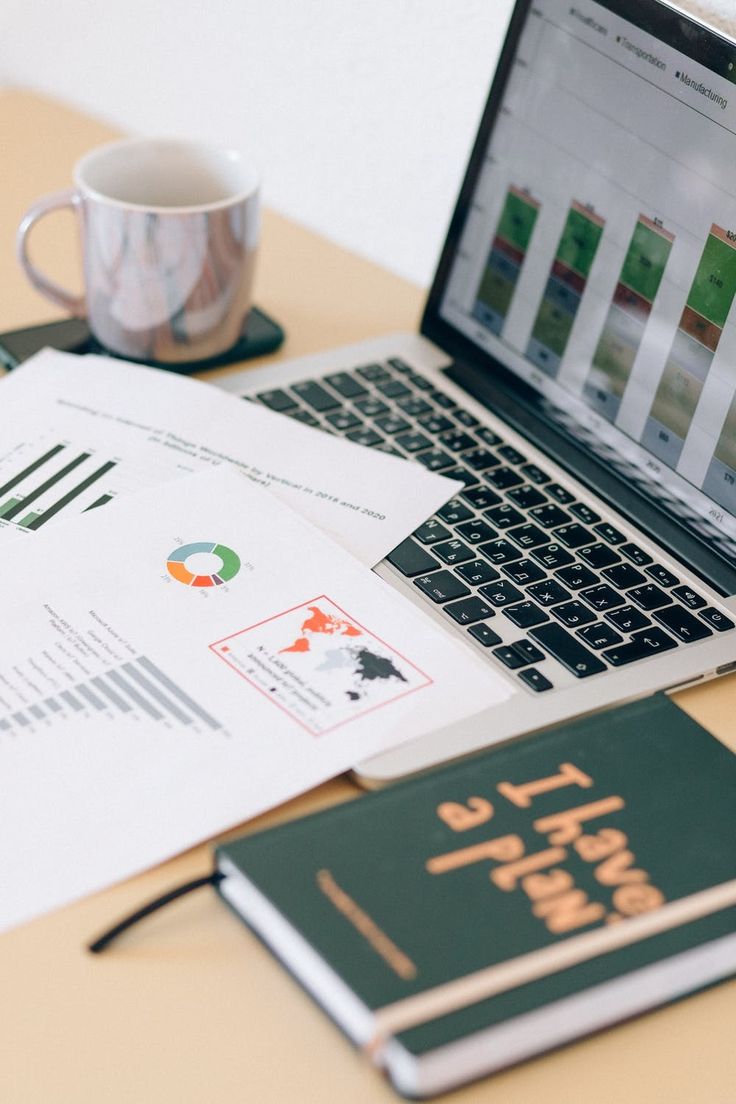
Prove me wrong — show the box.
[88,871,224,953]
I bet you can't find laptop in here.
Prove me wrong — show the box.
[217,0,736,784]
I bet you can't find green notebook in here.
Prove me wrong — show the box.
[216,695,736,1098]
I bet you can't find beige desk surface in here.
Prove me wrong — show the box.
[1,88,734,1104]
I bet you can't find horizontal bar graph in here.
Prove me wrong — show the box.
[473,186,541,336]
[527,201,605,377]
[585,215,675,421]
[641,224,736,469]
[0,441,117,531]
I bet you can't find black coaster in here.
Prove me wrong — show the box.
[0,306,285,374]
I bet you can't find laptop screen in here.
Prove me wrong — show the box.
[438,0,736,553]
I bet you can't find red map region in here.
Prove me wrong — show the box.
[280,605,362,654]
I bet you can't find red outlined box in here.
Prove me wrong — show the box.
[209,595,432,736]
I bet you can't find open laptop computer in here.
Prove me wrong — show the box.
[217,0,736,784]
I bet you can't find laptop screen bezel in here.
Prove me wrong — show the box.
[419,0,736,590]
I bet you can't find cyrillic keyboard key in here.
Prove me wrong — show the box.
[376,379,412,399]
[553,523,595,549]
[626,584,671,611]
[497,444,526,465]
[454,408,479,426]
[478,539,523,566]
[257,388,297,412]
[413,519,452,544]
[621,542,653,566]
[417,412,454,434]
[468,622,502,647]
[354,396,390,417]
[414,571,470,603]
[444,596,494,625]
[386,537,439,577]
[520,463,550,485]
[456,560,500,585]
[577,623,623,650]
[288,408,321,427]
[577,543,620,569]
[645,564,680,588]
[593,522,626,545]
[462,486,502,510]
[518,667,553,692]
[602,562,646,589]
[292,381,341,412]
[526,579,571,606]
[602,627,677,666]
[355,362,391,382]
[346,428,384,448]
[553,600,598,628]
[532,543,574,569]
[555,563,599,590]
[506,485,546,509]
[325,410,362,431]
[547,484,576,504]
[529,623,606,677]
[569,502,600,524]
[461,448,501,471]
[530,504,570,529]
[503,602,549,629]
[397,396,433,417]
[456,519,497,544]
[374,413,411,435]
[444,467,480,489]
[654,606,712,642]
[387,357,413,374]
[438,430,476,453]
[437,497,473,524]
[430,391,457,410]
[700,607,735,632]
[477,427,503,447]
[507,523,549,550]
[485,503,523,529]
[434,539,475,566]
[486,466,524,490]
[323,371,368,399]
[578,584,625,612]
[503,558,546,585]
[417,449,456,472]
[606,605,651,632]
[395,431,433,453]
[479,580,524,607]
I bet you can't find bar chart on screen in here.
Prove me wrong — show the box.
[472,185,541,337]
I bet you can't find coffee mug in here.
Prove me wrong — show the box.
[17,137,260,364]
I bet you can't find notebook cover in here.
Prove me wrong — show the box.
[216,695,736,1056]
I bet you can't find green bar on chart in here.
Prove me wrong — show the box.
[473,186,541,336]
[0,497,23,518]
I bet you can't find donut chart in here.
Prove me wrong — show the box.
[167,541,241,588]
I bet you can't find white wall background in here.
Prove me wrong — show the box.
[1,0,731,287]
[0,0,515,287]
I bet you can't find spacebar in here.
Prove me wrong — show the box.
[529,623,606,678]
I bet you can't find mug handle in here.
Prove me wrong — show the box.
[16,189,86,317]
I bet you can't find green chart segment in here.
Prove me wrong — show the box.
[0,443,116,530]
[473,186,540,337]
[166,541,241,588]
[641,224,736,471]
[527,201,605,377]
[584,215,675,422]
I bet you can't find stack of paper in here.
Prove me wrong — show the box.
[0,352,513,933]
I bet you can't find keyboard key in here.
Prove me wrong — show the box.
[257,388,297,412]
[438,430,476,453]
[606,605,651,632]
[376,378,412,399]
[437,497,473,524]
[492,646,527,670]
[569,502,601,524]
[518,667,553,692]
[418,449,456,472]
[532,543,574,569]
[414,571,470,603]
[479,580,524,606]
[700,607,735,632]
[417,412,454,434]
[355,396,390,417]
[547,484,576,504]
[626,584,671,611]
[672,585,707,610]
[413,519,452,544]
[526,579,572,607]
[506,484,546,509]
[593,522,626,545]
[477,427,503,447]
[398,396,433,417]
[346,428,384,448]
[325,409,362,431]
[577,544,620,569]
[602,627,677,666]
[462,448,501,471]
[395,431,433,453]
[454,408,479,426]
[602,562,646,589]
[431,391,457,410]
[486,466,524,490]
[654,605,713,642]
[507,523,549,550]
[485,503,524,529]
[553,600,598,627]
[387,357,413,375]
[444,467,480,489]
[444,596,494,625]
[478,539,523,566]
[621,542,653,566]
[578,584,625,612]
[374,443,403,457]
[434,539,476,566]
[530,504,570,529]
[503,602,549,629]
[292,380,341,412]
[529,623,606,677]
[555,563,599,590]
[468,622,502,647]
[503,558,546,585]
[323,371,368,399]
[355,362,391,382]
[553,523,595,549]
[386,537,440,577]
[456,519,497,544]
[577,623,624,650]
[497,444,526,465]
[512,640,546,664]
[520,463,550,486]
[408,372,434,391]
[463,486,502,510]
[457,560,500,585]
[288,408,321,427]
[375,413,411,434]
[645,564,680,588]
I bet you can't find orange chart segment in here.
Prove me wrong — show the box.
[167,560,195,585]
[166,541,241,588]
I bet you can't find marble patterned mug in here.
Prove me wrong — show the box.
[17,137,260,364]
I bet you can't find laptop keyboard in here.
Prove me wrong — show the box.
[249,356,735,694]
